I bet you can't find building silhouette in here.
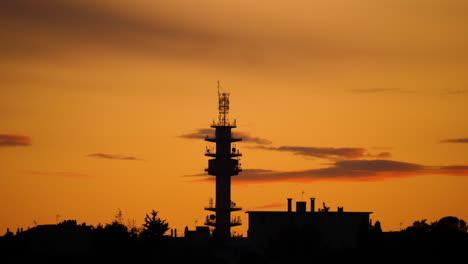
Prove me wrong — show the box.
[203,82,242,239]
[246,198,372,249]
[184,226,210,241]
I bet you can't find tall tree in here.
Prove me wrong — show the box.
[140,210,169,242]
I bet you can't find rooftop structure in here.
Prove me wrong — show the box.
[246,198,372,248]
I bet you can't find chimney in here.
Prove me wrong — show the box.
[287,198,292,212]
[296,201,306,212]
[310,198,315,212]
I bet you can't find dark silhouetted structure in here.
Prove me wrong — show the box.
[204,82,242,239]
[184,226,211,241]
[246,198,372,249]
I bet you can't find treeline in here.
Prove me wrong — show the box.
[1,213,467,261]
[0,209,174,259]
[367,216,468,251]
[0,209,254,263]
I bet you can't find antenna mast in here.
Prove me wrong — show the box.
[217,81,230,126]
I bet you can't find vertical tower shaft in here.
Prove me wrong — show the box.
[204,82,242,239]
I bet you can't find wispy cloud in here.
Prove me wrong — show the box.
[233,131,273,145]
[367,152,392,158]
[86,153,141,160]
[189,160,468,185]
[177,128,213,140]
[245,202,284,211]
[251,145,391,160]
[443,89,468,95]
[0,0,235,66]
[348,88,411,94]
[2,0,467,70]
[441,138,468,143]
[0,134,31,146]
[178,128,272,145]
[25,170,94,179]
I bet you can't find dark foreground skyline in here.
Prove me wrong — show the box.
[1,209,467,263]
[2,0,468,236]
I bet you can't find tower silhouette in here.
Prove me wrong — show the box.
[204,82,242,239]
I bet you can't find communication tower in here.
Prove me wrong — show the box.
[204,81,242,239]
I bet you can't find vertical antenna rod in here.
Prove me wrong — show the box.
[217,81,230,126]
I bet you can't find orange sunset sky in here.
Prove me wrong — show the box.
[1,0,468,236]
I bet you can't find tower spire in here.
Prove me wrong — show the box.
[204,82,242,239]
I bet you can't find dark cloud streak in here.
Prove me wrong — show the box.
[86,153,140,161]
[252,145,391,159]
[348,88,412,94]
[254,145,366,159]
[234,131,273,145]
[178,128,272,145]
[189,160,468,184]
[444,89,468,95]
[0,134,31,146]
[6,0,460,68]
[441,138,468,143]
[0,0,223,62]
[245,202,284,211]
[0,0,213,41]
[177,128,213,140]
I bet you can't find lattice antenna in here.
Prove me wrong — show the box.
[217,81,230,126]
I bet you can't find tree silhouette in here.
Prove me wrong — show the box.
[91,210,132,255]
[139,210,169,242]
[369,220,382,233]
[433,216,467,233]
[403,219,432,232]
[403,217,468,234]
[103,209,130,239]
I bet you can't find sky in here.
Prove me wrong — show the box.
[1,0,468,236]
